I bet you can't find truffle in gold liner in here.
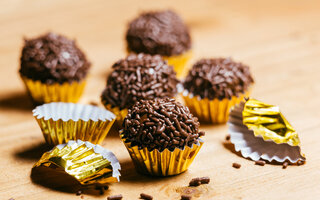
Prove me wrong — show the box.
[33,102,116,145]
[101,101,128,128]
[120,132,204,176]
[182,90,249,124]
[21,75,86,103]
[163,51,192,77]
[33,140,121,185]
[228,99,305,164]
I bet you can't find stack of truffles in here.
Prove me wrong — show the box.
[18,9,305,197]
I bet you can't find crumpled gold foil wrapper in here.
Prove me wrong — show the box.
[120,132,204,176]
[33,140,121,185]
[163,50,192,77]
[21,75,86,103]
[243,99,300,146]
[33,102,116,145]
[101,102,128,128]
[181,90,250,124]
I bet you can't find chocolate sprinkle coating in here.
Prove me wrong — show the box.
[126,10,191,56]
[122,98,204,152]
[20,32,91,84]
[183,58,254,100]
[101,53,179,110]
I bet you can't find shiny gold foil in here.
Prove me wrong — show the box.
[243,99,300,146]
[21,75,86,103]
[120,133,204,176]
[33,140,121,185]
[101,102,128,127]
[182,91,250,124]
[163,50,192,77]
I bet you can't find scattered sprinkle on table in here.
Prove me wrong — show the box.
[225,135,230,141]
[282,162,288,169]
[76,190,82,196]
[232,162,241,169]
[140,193,153,200]
[181,194,192,200]
[255,160,266,166]
[107,194,123,200]
[189,177,201,187]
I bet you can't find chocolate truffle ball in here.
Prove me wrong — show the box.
[122,98,205,152]
[126,10,191,56]
[101,53,179,110]
[183,58,254,100]
[20,32,91,84]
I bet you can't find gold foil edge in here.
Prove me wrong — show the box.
[120,132,204,176]
[33,103,116,145]
[243,99,300,146]
[21,75,86,103]
[181,90,250,124]
[33,140,121,185]
[101,101,128,127]
[163,50,192,77]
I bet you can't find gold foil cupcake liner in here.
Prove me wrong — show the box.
[181,90,249,124]
[163,50,192,77]
[33,102,116,145]
[33,140,121,185]
[120,132,204,176]
[21,75,86,103]
[228,100,305,164]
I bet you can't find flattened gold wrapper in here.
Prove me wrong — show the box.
[33,102,116,145]
[101,102,128,127]
[21,76,86,103]
[182,90,249,124]
[120,133,204,176]
[243,99,300,146]
[33,140,121,185]
[163,50,192,77]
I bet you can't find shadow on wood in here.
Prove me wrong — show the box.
[0,91,34,111]
[14,142,51,161]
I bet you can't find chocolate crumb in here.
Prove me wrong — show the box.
[200,176,210,184]
[189,177,201,187]
[80,195,84,199]
[107,194,123,200]
[76,190,82,196]
[181,194,192,200]
[232,162,241,169]
[255,160,266,166]
[282,162,288,169]
[140,193,153,200]
[225,135,230,141]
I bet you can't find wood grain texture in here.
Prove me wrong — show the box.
[1,0,320,199]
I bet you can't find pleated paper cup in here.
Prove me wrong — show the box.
[21,75,86,104]
[228,101,306,164]
[33,140,121,185]
[163,50,192,77]
[120,131,204,176]
[181,89,249,124]
[101,101,128,128]
[33,102,116,145]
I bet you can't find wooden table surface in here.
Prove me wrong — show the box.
[1,0,320,199]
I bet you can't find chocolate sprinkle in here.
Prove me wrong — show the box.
[255,160,266,166]
[183,58,254,100]
[232,162,241,169]
[102,54,179,110]
[107,194,123,200]
[140,193,153,200]
[225,135,230,141]
[189,178,201,187]
[122,98,204,151]
[181,194,192,200]
[20,32,90,84]
[200,176,210,184]
[126,10,191,56]
[282,162,288,169]
[76,190,82,196]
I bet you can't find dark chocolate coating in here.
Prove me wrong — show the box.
[122,98,205,152]
[101,53,179,110]
[20,32,91,84]
[126,10,191,56]
[183,58,254,100]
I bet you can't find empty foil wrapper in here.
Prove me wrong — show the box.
[228,99,305,163]
[33,140,121,185]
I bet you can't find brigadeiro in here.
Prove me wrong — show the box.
[182,58,254,124]
[126,10,192,77]
[101,53,179,125]
[19,32,91,104]
[120,98,205,176]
